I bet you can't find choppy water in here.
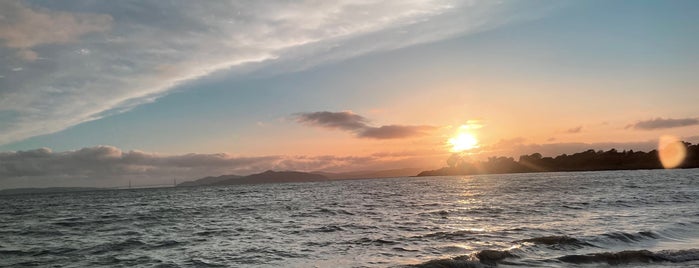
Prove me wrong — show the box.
[2,169,699,267]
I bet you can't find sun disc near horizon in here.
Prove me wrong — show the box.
[448,132,479,152]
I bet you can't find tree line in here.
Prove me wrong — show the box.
[417,142,699,176]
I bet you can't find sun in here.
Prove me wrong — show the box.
[448,132,479,152]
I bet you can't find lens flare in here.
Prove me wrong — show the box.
[658,135,686,169]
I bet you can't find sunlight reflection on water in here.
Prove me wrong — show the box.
[1,169,698,267]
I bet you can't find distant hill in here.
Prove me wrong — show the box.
[212,170,327,185]
[177,170,328,187]
[176,174,242,187]
[0,187,100,195]
[177,168,426,187]
[314,168,424,180]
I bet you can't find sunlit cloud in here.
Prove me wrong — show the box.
[460,120,484,130]
[359,125,435,139]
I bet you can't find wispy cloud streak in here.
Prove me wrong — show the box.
[0,0,550,145]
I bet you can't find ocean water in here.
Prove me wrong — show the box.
[1,169,699,267]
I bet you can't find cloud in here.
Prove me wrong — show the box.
[0,146,272,179]
[566,126,582,133]
[296,111,435,139]
[295,111,368,131]
[0,0,552,146]
[627,117,699,130]
[0,0,112,60]
[0,145,442,188]
[489,137,527,148]
[359,125,435,139]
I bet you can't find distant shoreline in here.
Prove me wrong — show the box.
[0,187,103,196]
[416,166,699,177]
[417,142,699,177]
[2,168,698,196]
[3,142,697,195]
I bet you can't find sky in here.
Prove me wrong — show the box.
[1,0,698,188]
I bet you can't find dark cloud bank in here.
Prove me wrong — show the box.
[0,145,437,189]
[627,117,699,130]
[296,111,434,139]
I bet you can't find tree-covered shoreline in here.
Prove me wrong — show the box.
[418,142,699,177]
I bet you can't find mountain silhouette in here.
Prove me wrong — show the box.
[178,170,328,187]
[176,174,243,187]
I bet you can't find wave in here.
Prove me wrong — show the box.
[421,210,449,216]
[289,225,345,235]
[290,207,354,217]
[349,237,399,246]
[232,246,308,264]
[194,229,230,236]
[51,216,89,227]
[187,258,226,267]
[17,229,65,236]
[406,248,699,267]
[405,258,483,268]
[340,223,379,230]
[315,225,344,232]
[83,238,185,255]
[315,207,355,215]
[393,247,419,252]
[90,255,163,266]
[518,230,668,249]
[517,235,594,248]
[415,230,480,240]
[148,240,183,250]
[404,249,515,267]
[408,225,699,267]
[656,248,699,262]
[558,248,699,265]
[473,250,517,265]
[598,231,659,243]
[86,238,147,255]
[0,248,76,257]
